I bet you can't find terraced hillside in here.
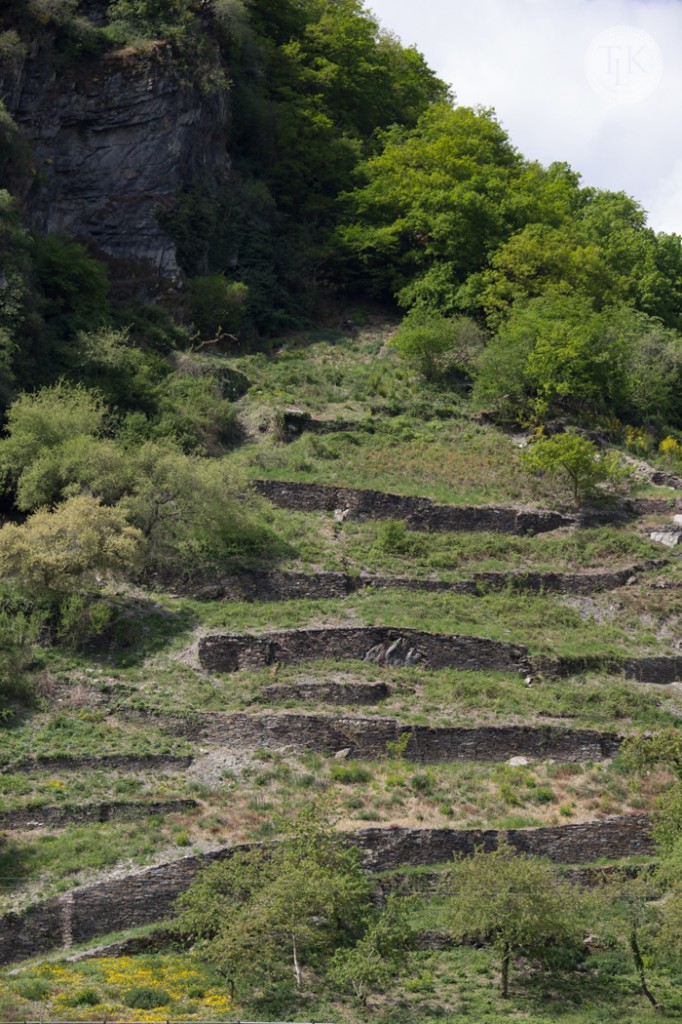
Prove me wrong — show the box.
[2,320,682,1022]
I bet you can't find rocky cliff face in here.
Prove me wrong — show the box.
[0,4,229,295]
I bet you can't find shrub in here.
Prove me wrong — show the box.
[391,309,485,383]
[373,520,413,555]
[123,986,171,1009]
[189,274,249,341]
[0,494,142,603]
[121,442,275,574]
[69,988,102,1007]
[0,380,105,495]
[329,763,372,785]
[155,374,240,453]
[34,234,109,340]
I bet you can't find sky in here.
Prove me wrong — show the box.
[367,0,682,235]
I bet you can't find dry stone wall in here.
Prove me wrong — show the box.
[0,816,652,966]
[198,627,531,674]
[185,566,640,602]
[253,480,575,534]
[260,681,390,705]
[0,799,197,832]
[183,712,621,763]
[0,754,192,775]
[199,626,682,684]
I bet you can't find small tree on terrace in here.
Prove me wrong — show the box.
[444,841,582,998]
[521,431,626,505]
[176,808,372,998]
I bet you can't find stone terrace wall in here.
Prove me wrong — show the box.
[200,626,682,685]
[0,754,192,775]
[183,712,621,763]
[260,681,390,705]
[354,815,653,871]
[253,480,575,535]
[0,816,652,966]
[185,566,639,602]
[542,653,682,685]
[198,627,531,674]
[0,799,197,832]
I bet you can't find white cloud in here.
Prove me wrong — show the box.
[368,0,682,234]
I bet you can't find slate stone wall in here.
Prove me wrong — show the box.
[0,816,652,966]
[253,480,574,535]
[183,712,621,764]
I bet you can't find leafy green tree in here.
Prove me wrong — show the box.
[520,432,626,505]
[120,443,274,573]
[33,234,109,344]
[176,809,372,997]
[340,102,523,308]
[473,294,631,423]
[189,275,250,341]
[478,223,629,330]
[597,875,661,1010]
[444,841,582,998]
[328,893,414,1004]
[0,189,41,398]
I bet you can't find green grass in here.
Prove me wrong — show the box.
[256,510,668,576]
[0,814,201,913]
[175,584,674,659]
[0,711,193,767]
[4,938,680,1023]
[0,768,190,813]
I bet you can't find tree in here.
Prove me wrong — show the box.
[340,102,524,309]
[597,874,662,1010]
[444,841,582,998]
[176,809,372,998]
[121,443,275,574]
[328,893,414,1004]
[473,294,631,423]
[520,432,626,505]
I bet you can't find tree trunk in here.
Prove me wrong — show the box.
[500,943,511,999]
[630,926,659,1010]
[292,932,302,990]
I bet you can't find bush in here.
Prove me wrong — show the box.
[0,381,108,507]
[34,234,109,341]
[0,494,142,603]
[121,443,276,574]
[123,986,171,1009]
[391,309,486,383]
[189,274,249,341]
[329,763,372,785]
[373,520,414,555]
[69,988,102,1007]
[155,374,240,453]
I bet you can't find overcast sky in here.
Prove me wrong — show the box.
[368,0,682,235]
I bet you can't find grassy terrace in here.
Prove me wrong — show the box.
[263,513,671,575]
